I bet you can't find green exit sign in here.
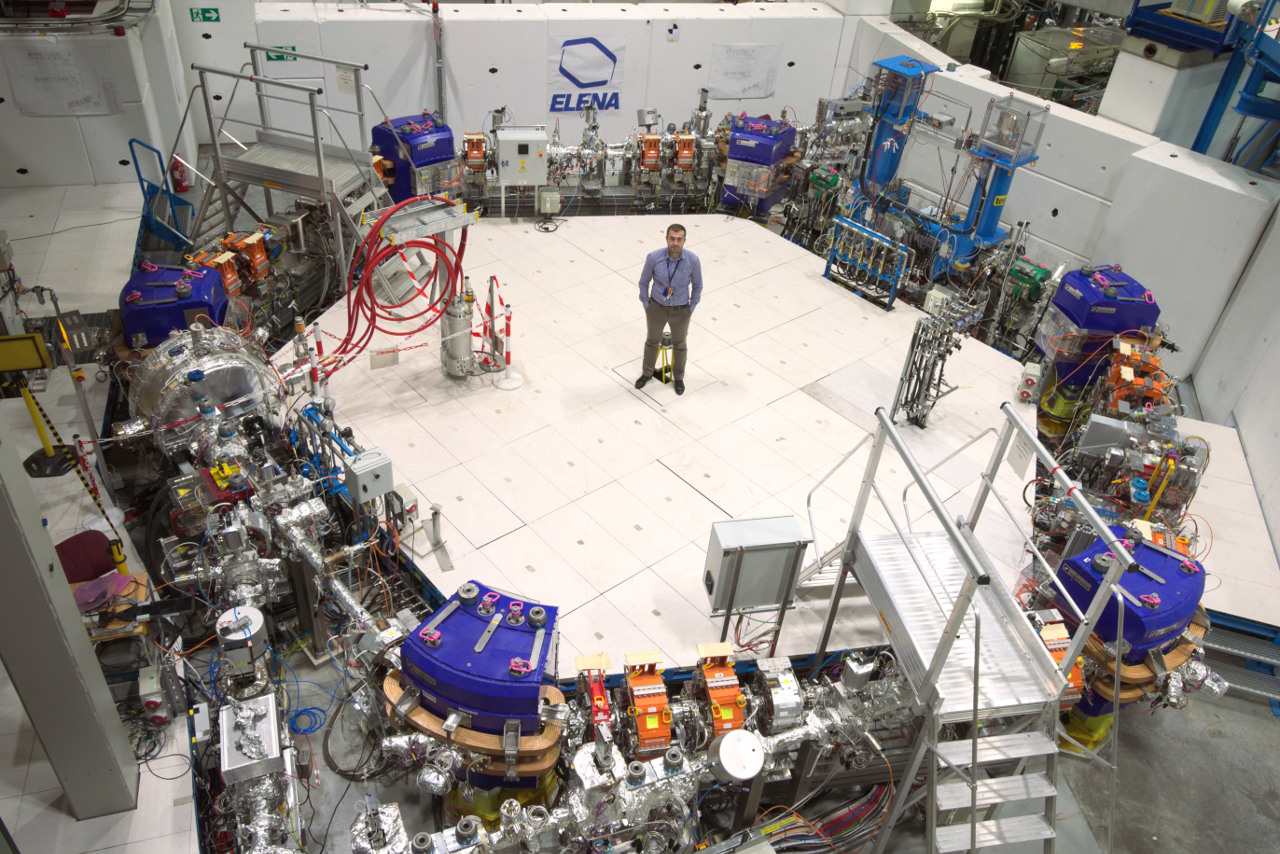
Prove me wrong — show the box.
[189,7,219,21]
[266,47,297,61]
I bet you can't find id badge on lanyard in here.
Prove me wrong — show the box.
[665,257,679,300]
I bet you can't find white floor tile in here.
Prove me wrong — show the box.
[577,481,688,568]
[658,441,772,519]
[554,598,662,671]
[11,202,1277,854]
[551,408,656,481]
[86,829,196,854]
[464,444,573,525]
[0,796,19,832]
[23,736,60,795]
[0,680,32,739]
[700,421,809,496]
[13,765,189,854]
[0,732,34,800]
[528,503,647,594]
[616,462,730,542]
[408,398,507,464]
[602,570,722,668]
[414,465,522,549]
[479,526,601,614]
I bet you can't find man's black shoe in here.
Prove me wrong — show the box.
[635,375,651,390]
[675,381,686,395]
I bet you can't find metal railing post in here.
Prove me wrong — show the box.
[247,45,275,217]
[813,426,887,666]
[194,68,235,235]
[353,66,369,155]
[968,417,1015,528]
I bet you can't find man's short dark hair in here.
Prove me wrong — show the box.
[667,223,686,237]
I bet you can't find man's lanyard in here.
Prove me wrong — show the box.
[665,256,680,299]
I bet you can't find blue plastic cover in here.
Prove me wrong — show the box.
[1056,527,1204,663]
[119,265,227,349]
[401,580,558,736]
[727,118,797,166]
[372,115,455,169]
[1051,268,1161,336]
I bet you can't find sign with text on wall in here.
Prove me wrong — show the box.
[1,36,121,117]
[548,35,626,113]
[709,43,781,100]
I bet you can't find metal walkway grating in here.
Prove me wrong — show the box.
[852,531,1064,722]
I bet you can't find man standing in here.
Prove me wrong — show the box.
[636,223,703,395]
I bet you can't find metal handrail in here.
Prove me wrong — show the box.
[800,434,873,584]
[244,42,369,69]
[317,109,395,210]
[191,64,324,95]
[814,407,992,706]
[988,401,1139,678]
[901,426,998,533]
[976,471,1086,624]
[244,42,370,164]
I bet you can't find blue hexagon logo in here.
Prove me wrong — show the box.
[558,37,617,90]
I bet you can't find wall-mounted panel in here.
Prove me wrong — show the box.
[169,0,260,146]
[255,4,325,80]
[1092,141,1280,378]
[545,4,655,141]
[316,5,435,151]
[440,5,549,141]
[741,4,843,121]
[640,5,753,138]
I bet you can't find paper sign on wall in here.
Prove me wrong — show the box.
[709,43,781,100]
[1,37,120,117]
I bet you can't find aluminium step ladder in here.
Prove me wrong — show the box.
[811,407,1067,854]
[853,526,1064,854]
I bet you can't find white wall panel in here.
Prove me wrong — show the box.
[742,4,843,119]
[169,0,260,146]
[82,103,159,185]
[897,147,1111,260]
[1195,209,1280,421]
[255,5,324,80]
[1232,346,1280,557]
[640,6,753,140]
[1092,141,1280,378]
[440,6,548,139]
[0,51,93,187]
[315,6,435,151]
[845,15,953,83]
[1032,99,1156,201]
[929,64,1155,202]
[824,0,894,13]
[139,1,196,166]
[545,5,654,141]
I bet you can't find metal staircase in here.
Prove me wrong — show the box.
[1202,622,1280,712]
[184,43,391,276]
[803,404,1145,854]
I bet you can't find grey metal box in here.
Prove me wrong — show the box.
[704,516,811,611]
[344,448,393,502]
[218,694,284,785]
[495,126,548,186]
